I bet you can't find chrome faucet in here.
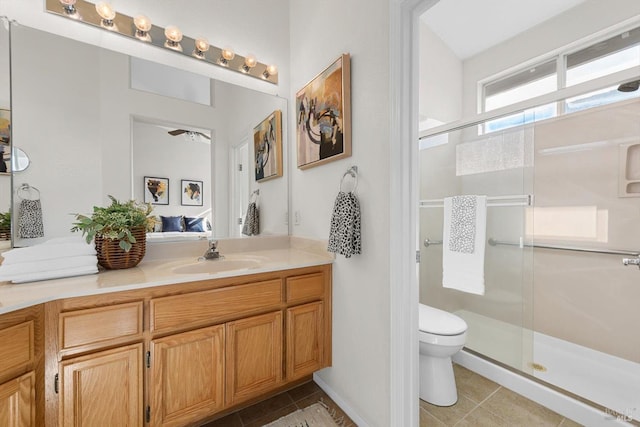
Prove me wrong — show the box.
[202,240,223,260]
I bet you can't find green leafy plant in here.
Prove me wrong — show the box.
[71,195,154,252]
[0,211,10,230]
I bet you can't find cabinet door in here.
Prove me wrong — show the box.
[226,311,283,406]
[149,325,224,427]
[0,371,35,427]
[286,302,324,381]
[59,343,143,427]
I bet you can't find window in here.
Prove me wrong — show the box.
[481,25,640,133]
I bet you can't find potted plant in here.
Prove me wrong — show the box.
[71,195,154,269]
[0,211,10,240]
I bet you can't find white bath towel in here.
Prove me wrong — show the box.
[0,255,97,278]
[1,241,96,264]
[442,195,487,295]
[5,265,99,284]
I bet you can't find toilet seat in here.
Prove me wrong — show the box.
[419,304,467,336]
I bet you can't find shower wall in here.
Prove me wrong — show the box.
[531,99,640,363]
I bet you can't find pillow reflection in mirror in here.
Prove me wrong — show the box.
[184,216,205,232]
[161,215,184,232]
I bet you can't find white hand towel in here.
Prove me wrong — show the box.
[1,241,96,264]
[0,255,97,278]
[6,265,99,284]
[442,195,487,295]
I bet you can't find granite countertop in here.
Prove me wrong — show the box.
[0,236,333,315]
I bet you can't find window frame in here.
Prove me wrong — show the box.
[478,20,640,133]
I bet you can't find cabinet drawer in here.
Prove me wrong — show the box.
[150,279,283,334]
[0,321,34,374]
[286,273,324,304]
[59,301,143,352]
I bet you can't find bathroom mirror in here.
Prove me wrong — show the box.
[9,24,288,247]
[0,20,10,246]
[11,147,30,172]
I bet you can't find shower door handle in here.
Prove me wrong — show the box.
[622,257,640,268]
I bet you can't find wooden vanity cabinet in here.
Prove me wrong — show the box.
[0,305,43,427]
[58,343,143,427]
[149,325,225,427]
[226,311,283,406]
[42,263,331,427]
[50,300,145,427]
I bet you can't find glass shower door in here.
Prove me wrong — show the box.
[419,121,534,373]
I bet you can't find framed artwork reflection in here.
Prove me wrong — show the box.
[253,110,283,182]
[0,109,10,174]
[296,54,351,169]
[181,179,203,206]
[144,176,169,205]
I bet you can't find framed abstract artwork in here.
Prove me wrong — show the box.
[253,110,283,182]
[296,54,351,169]
[144,176,169,205]
[181,179,203,206]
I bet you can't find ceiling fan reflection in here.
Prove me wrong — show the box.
[168,129,211,141]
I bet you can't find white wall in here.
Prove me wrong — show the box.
[290,1,391,426]
[419,22,463,125]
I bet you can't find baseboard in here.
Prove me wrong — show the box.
[313,373,371,427]
[453,350,635,426]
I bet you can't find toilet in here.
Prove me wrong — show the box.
[419,303,468,406]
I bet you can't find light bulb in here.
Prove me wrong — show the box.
[133,15,151,32]
[164,25,183,50]
[193,37,210,58]
[263,64,278,79]
[95,2,116,21]
[222,48,235,61]
[219,47,235,66]
[245,55,257,68]
[266,64,278,76]
[164,26,183,43]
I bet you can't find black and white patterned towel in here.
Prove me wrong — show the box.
[242,202,260,236]
[327,191,361,258]
[448,195,477,253]
[18,199,44,239]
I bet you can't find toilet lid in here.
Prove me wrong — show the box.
[419,304,467,335]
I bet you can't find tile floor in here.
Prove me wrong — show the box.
[200,380,356,427]
[420,364,583,427]
[202,364,584,426]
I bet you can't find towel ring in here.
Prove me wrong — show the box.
[16,183,40,201]
[339,166,358,193]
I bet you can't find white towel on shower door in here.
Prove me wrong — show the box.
[442,195,487,295]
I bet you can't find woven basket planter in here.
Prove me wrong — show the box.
[0,226,10,241]
[95,227,146,270]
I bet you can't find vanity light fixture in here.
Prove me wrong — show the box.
[45,0,278,84]
[193,37,210,59]
[133,15,152,41]
[95,1,115,28]
[219,47,235,66]
[263,64,278,79]
[242,54,257,73]
[164,25,183,51]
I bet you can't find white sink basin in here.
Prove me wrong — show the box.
[172,258,261,275]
